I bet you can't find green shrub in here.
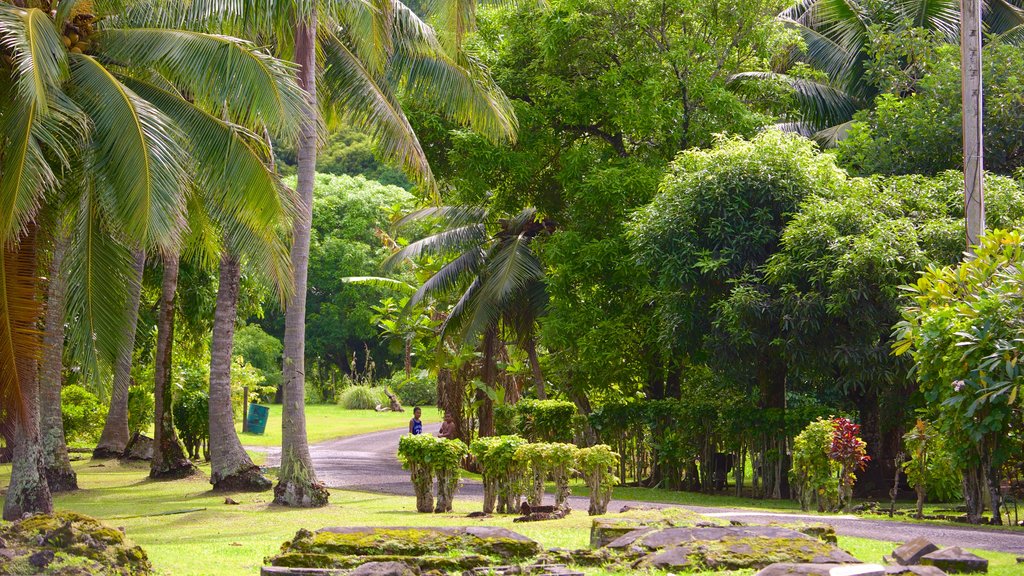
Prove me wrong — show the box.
[61,385,104,445]
[903,419,961,516]
[173,390,208,461]
[398,434,469,513]
[127,383,154,435]
[389,371,437,407]
[338,385,386,409]
[495,399,578,442]
[576,445,619,516]
[470,435,528,514]
[515,442,579,507]
[791,418,840,513]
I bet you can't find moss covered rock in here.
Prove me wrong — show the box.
[589,507,727,548]
[0,511,151,575]
[266,526,540,573]
[609,526,860,571]
[767,522,839,544]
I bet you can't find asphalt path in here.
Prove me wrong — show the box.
[255,424,1024,555]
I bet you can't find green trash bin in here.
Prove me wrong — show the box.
[246,403,269,435]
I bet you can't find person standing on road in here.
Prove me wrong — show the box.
[409,406,423,435]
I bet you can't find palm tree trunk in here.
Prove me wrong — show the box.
[210,250,271,491]
[478,326,498,437]
[150,253,196,479]
[274,15,328,507]
[39,233,77,491]
[526,337,546,400]
[3,229,53,520]
[94,249,145,458]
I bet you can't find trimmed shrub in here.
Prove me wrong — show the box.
[339,385,386,409]
[61,385,104,445]
[470,435,528,514]
[495,399,578,443]
[515,442,579,508]
[398,434,469,513]
[791,418,839,513]
[577,445,619,516]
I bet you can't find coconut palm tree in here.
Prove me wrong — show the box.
[162,0,518,505]
[384,207,551,436]
[730,0,1024,143]
[0,0,305,518]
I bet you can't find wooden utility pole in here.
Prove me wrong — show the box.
[961,0,984,250]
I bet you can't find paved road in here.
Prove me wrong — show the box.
[256,425,1024,555]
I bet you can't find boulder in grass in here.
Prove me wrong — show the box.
[590,507,727,548]
[893,538,940,565]
[612,526,860,570]
[349,561,419,576]
[920,547,988,574]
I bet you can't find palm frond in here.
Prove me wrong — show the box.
[67,53,189,251]
[393,205,488,228]
[994,21,1024,43]
[94,28,306,139]
[985,0,1024,34]
[812,120,854,147]
[390,48,517,144]
[892,0,960,40]
[781,15,862,91]
[0,228,42,421]
[64,186,133,385]
[425,0,477,53]
[341,276,416,293]
[729,71,858,131]
[382,224,486,270]
[408,247,484,307]
[0,6,68,114]
[460,235,543,339]
[330,0,394,76]
[121,77,293,233]
[319,27,434,185]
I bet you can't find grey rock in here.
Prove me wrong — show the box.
[920,547,988,573]
[893,538,940,566]
[28,550,55,568]
[756,565,893,576]
[642,546,692,569]
[121,432,154,461]
[350,561,419,576]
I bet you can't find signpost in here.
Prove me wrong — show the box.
[961,0,984,251]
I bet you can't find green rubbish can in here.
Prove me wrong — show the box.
[246,403,269,435]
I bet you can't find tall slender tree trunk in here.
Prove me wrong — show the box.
[39,234,77,491]
[3,229,53,520]
[94,249,145,458]
[210,251,271,491]
[477,326,498,437]
[274,15,328,507]
[526,338,546,400]
[150,254,196,479]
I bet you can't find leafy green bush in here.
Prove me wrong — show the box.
[495,399,578,443]
[576,445,619,516]
[389,371,437,407]
[61,385,104,445]
[398,434,469,513]
[903,419,961,518]
[470,435,528,514]
[515,442,579,508]
[338,385,386,410]
[127,383,154,435]
[173,390,208,461]
[791,418,840,512]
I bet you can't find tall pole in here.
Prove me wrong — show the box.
[961,0,984,251]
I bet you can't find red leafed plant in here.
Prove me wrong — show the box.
[830,417,870,511]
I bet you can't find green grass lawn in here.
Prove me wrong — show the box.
[235,404,441,447]
[1,461,1020,576]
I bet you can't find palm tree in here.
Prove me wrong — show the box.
[166,0,517,506]
[730,0,1024,143]
[385,207,551,436]
[0,0,305,517]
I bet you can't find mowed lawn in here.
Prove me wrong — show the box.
[0,461,1020,576]
[235,404,441,447]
